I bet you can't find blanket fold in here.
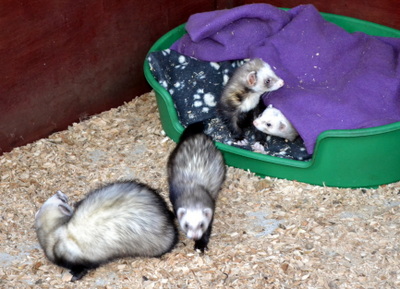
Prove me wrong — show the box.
[171,4,400,154]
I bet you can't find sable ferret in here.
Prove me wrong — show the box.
[167,122,226,252]
[35,181,178,281]
[218,58,284,141]
[253,104,299,141]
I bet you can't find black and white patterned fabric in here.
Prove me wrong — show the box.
[148,49,245,125]
[147,49,312,161]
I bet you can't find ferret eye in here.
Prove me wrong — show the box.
[199,223,204,229]
[265,78,271,85]
[266,123,272,127]
[184,223,189,230]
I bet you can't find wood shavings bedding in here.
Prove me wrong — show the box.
[0,91,399,288]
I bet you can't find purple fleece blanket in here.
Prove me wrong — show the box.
[171,4,400,154]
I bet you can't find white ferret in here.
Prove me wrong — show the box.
[218,58,284,142]
[35,181,178,281]
[253,104,299,141]
[167,122,226,252]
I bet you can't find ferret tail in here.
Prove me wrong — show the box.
[179,121,205,142]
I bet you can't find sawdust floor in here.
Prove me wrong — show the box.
[0,92,399,289]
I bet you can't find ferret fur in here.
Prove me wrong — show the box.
[35,181,178,281]
[253,104,299,141]
[167,122,226,252]
[218,58,284,141]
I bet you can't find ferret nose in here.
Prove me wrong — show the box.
[188,232,201,240]
[192,233,201,240]
[279,80,284,87]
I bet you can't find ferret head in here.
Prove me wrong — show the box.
[35,191,73,233]
[246,59,284,93]
[253,105,298,141]
[176,207,213,240]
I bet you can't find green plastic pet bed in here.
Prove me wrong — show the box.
[144,6,400,188]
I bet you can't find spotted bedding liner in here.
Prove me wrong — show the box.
[148,49,312,161]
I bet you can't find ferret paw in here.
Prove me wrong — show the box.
[233,139,249,146]
[194,240,208,253]
[70,269,88,282]
[251,142,267,154]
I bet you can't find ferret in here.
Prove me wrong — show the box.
[218,58,284,142]
[167,122,226,252]
[35,181,178,281]
[253,104,299,141]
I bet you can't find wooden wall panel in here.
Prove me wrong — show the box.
[0,0,219,154]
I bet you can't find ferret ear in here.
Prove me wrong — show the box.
[202,208,213,221]
[246,71,257,86]
[177,208,186,219]
[279,121,286,131]
[267,104,273,108]
[58,204,73,216]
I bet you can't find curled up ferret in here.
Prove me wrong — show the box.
[167,121,226,252]
[35,181,178,281]
[218,58,284,143]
